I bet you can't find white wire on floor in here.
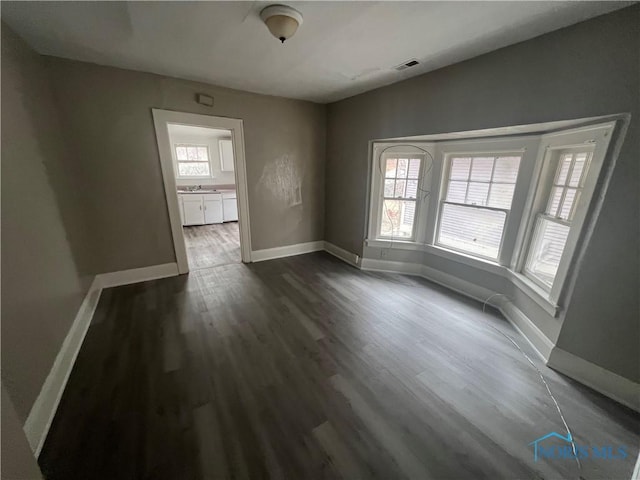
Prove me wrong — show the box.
[482,293,583,478]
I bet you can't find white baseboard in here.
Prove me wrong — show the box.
[323,241,360,267]
[360,257,423,275]
[24,276,103,456]
[498,300,555,361]
[24,262,180,456]
[251,241,324,262]
[96,262,179,289]
[632,451,640,480]
[547,347,640,413]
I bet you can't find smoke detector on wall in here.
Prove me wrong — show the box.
[260,4,304,44]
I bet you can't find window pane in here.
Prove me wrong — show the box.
[470,157,494,182]
[380,200,416,238]
[525,218,570,289]
[408,159,421,179]
[488,183,516,209]
[178,162,210,177]
[467,182,489,206]
[546,186,563,216]
[176,146,187,160]
[447,181,467,203]
[559,188,579,220]
[187,147,199,160]
[556,154,572,185]
[394,179,406,198]
[450,157,471,180]
[569,153,588,187]
[438,203,505,259]
[385,158,397,178]
[384,179,395,197]
[397,159,408,178]
[493,157,520,183]
[197,147,208,161]
[406,180,418,199]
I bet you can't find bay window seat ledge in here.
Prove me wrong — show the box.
[364,238,559,317]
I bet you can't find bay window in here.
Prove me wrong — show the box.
[367,120,616,309]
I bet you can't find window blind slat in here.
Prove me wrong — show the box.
[438,203,505,259]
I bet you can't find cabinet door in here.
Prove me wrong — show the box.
[204,199,223,224]
[223,198,238,222]
[219,139,235,172]
[183,198,204,225]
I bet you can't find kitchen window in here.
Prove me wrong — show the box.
[175,144,211,178]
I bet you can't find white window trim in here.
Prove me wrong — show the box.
[367,143,434,243]
[514,122,615,305]
[366,122,616,316]
[173,143,214,180]
[434,148,527,263]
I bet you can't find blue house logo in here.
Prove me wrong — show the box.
[529,432,628,462]
[529,432,573,462]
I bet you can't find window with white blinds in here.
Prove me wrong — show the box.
[175,144,212,178]
[523,149,592,289]
[436,155,522,259]
[379,156,422,239]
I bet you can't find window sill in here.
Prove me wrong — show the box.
[365,238,559,318]
[365,238,425,251]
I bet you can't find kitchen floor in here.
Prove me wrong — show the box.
[183,222,240,270]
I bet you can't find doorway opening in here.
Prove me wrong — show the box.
[152,110,252,274]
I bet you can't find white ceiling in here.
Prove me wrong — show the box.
[1,1,631,103]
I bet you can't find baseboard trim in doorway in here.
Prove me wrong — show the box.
[547,347,640,413]
[323,242,360,267]
[95,262,179,289]
[24,277,103,456]
[251,241,325,262]
[24,262,180,456]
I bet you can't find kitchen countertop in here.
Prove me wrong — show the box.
[177,189,236,195]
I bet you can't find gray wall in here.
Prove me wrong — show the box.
[325,6,639,381]
[45,57,327,273]
[1,382,42,479]
[1,25,90,424]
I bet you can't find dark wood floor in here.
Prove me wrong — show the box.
[184,222,240,271]
[39,252,638,480]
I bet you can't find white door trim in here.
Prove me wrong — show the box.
[152,109,252,272]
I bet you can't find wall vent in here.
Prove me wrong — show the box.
[395,59,419,71]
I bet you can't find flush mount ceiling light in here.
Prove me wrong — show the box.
[260,4,303,44]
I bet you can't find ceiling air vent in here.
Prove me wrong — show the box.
[395,59,419,71]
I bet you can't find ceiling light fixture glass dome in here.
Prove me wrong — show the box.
[260,4,303,44]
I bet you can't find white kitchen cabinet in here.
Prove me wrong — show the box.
[203,195,223,224]
[182,196,205,225]
[219,139,234,172]
[179,193,225,225]
[222,193,238,222]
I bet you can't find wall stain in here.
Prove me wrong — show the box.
[258,154,303,207]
